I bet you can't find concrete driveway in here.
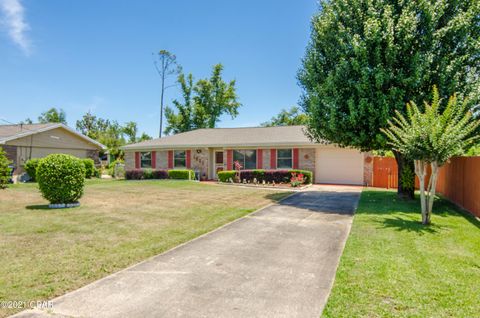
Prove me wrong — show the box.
[15,185,361,318]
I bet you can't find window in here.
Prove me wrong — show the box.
[140,152,152,168]
[233,149,256,169]
[277,149,292,169]
[174,150,186,168]
[215,151,224,164]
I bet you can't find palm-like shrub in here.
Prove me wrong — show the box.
[382,87,480,225]
[37,154,86,204]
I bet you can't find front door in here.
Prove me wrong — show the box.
[215,151,224,179]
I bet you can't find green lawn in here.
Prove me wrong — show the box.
[0,179,290,317]
[323,189,480,318]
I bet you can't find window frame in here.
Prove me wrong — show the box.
[232,149,257,170]
[140,151,152,168]
[276,148,293,169]
[174,150,186,168]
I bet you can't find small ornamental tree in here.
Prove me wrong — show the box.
[0,147,12,189]
[37,154,86,205]
[382,87,480,225]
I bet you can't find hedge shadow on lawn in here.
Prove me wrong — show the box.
[364,190,480,232]
[26,204,51,210]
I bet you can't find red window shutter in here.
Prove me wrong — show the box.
[227,150,233,170]
[186,150,191,168]
[168,150,174,169]
[257,149,263,169]
[135,152,140,169]
[151,151,156,169]
[270,149,277,169]
[293,148,299,169]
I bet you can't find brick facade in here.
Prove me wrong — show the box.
[192,148,208,178]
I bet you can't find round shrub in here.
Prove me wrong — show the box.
[82,158,95,178]
[37,154,86,204]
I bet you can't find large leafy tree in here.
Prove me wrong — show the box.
[382,87,479,225]
[299,0,480,197]
[38,108,67,125]
[165,64,241,134]
[261,106,309,127]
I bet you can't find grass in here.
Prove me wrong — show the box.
[0,179,290,317]
[323,189,480,318]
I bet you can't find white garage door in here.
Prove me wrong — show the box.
[315,147,364,185]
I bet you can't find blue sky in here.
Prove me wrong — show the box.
[0,0,318,137]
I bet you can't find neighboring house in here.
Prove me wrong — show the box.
[122,125,373,185]
[0,123,106,177]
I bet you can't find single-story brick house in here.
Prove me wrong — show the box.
[0,123,106,177]
[122,125,373,185]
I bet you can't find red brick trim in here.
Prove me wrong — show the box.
[135,152,140,169]
[270,149,277,169]
[168,150,174,169]
[186,150,191,168]
[151,151,156,169]
[293,148,299,169]
[227,150,233,170]
[257,149,263,169]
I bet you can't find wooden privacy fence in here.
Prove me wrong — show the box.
[372,156,480,218]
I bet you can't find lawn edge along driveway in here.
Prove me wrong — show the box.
[14,185,361,318]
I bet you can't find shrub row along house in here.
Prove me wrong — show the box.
[0,123,105,179]
[122,125,372,185]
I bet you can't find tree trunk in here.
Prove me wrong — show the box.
[414,160,429,225]
[425,161,439,225]
[394,151,415,200]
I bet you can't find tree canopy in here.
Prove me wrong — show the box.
[76,111,151,158]
[261,106,309,127]
[298,0,480,152]
[165,64,241,135]
[38,108,67,125]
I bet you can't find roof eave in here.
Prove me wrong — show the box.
[121,141,324,151]
[0,123,107,150]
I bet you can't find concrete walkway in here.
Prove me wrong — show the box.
[15,185,361,318]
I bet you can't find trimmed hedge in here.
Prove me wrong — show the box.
[24,158,40,181]
[37,154,86,204]
[218,169,312,184]
[168,169,194,180]
[125,169,168,180]
[218,170,236,182]
[82,158,95,178]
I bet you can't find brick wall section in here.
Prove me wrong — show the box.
[262,149,271,169]
[298,148,315,173]
[156,151,168,169]
[124,151,135,170]
[363,152,373,186]
[192,148,208,177]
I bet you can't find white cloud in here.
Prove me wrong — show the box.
[0,0,31,55]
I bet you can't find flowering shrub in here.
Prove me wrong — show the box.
[290,172,304,187]
[218,169,312,185]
